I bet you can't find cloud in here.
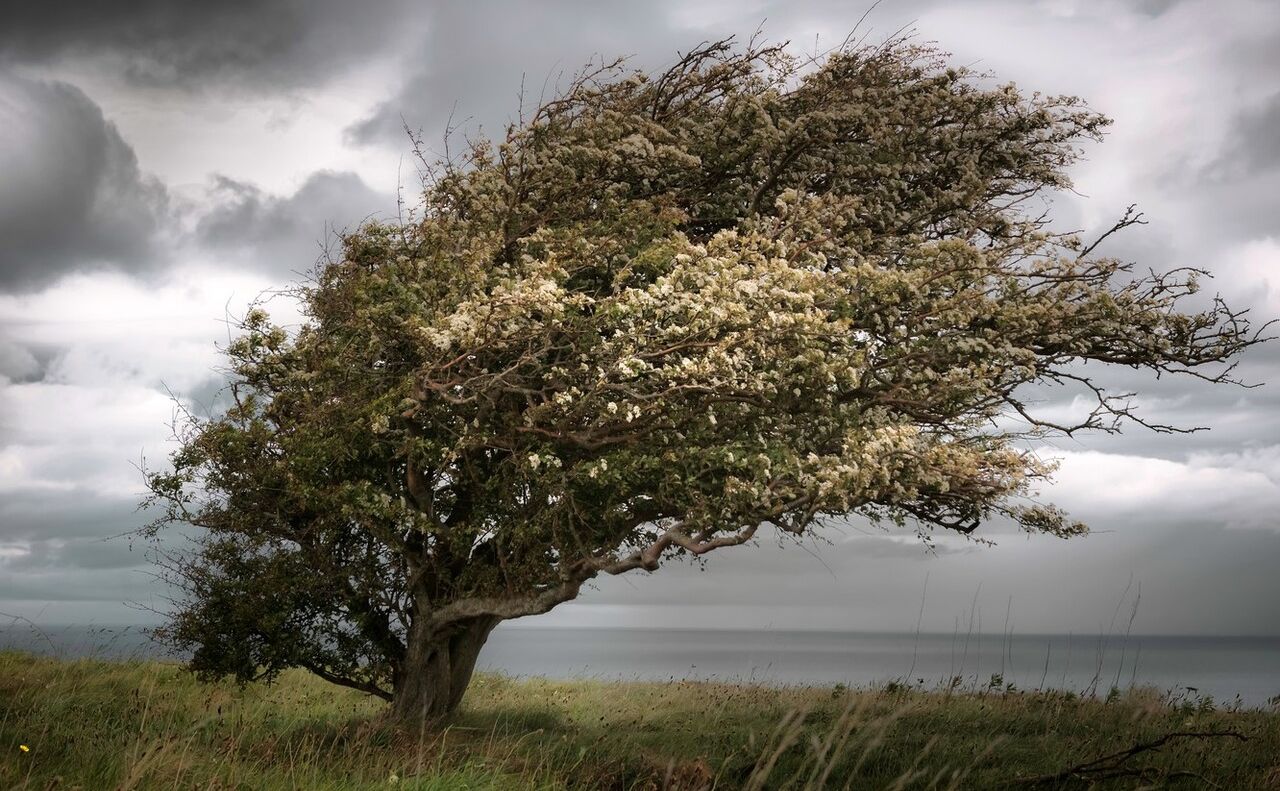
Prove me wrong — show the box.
[540,440,1280,634]
[340,0,1231,150]
[345,2,712,147]
[0,341,41,383]
[1211,93,1280,179]
[0,269,277,622]
[0,380,179,496]
[0,566,156,604]
[0,535,146,573]
[2,0,1279,639]
[0,269,271,412]
[1044,450,1280,531]
[195,171,394,279]
[1185,445,1280,487]
[1008,366,1280,461]
[0,0,419,93]
[1131,0,1190,14]
[0,266,302,497]
[543,518,1280,635]
[0,489,146,543]
[0,74,169,293]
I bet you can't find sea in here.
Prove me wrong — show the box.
[3,623,1278,709]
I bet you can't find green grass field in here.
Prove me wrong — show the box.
[1,651,1276,789]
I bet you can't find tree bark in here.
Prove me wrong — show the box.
[391,615,500,723]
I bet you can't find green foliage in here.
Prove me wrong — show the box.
[141,35,1266,708]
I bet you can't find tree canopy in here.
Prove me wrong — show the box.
[143,36,1267,721]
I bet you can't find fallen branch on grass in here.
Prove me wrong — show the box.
[1012,730,1250,787]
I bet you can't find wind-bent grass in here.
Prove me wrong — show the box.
[2,651,1276,789]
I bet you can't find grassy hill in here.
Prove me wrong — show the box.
[1,651,1276,789]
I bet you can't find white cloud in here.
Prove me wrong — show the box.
[1187,445,1280,486]
[0,266,304,501]
[1215,237,1280,317]
[0,383,177,496]
[1044,449,1280,530]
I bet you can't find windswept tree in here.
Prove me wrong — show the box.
[143,36,1267,721]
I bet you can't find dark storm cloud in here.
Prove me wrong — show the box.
[0,74,168,293]
[1220,18,1280,80]
[1131,0,1189,15]
[565,521,1280,635]
[0,0,414,92]
[1209,93,1280,180]
[2,536,146,573]
[0,490,192,606]
[1188,177,1280,240]
[1229,93,1280,173]
[196,170,394,278]
[1182,107,1280,242]
[1156,23,1280,241]
[179,374,237,421]
[0,341,43,383]
[1011,358,1280,461]
[0,485,176,608]
[0,568,156,603]
[0,490,146,542]
[996,202,1280,461]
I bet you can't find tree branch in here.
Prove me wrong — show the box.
[298,661,393,701]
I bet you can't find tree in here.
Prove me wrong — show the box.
[142,36,1267,722]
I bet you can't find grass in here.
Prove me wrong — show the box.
[1,651,1277,789]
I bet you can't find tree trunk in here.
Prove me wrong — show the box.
[391,615,500,723]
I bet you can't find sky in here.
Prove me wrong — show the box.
[1,0,1279,637]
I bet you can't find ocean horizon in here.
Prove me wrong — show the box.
[4,622,1278,708]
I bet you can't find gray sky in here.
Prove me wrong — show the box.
[2,0,1278,636]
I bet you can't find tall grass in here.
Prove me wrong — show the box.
[1,652,1276,789]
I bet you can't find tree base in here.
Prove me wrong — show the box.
[391,616,499,724]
